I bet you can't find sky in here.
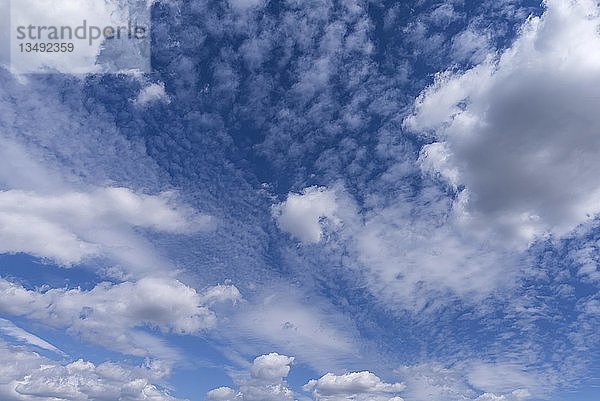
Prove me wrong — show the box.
[0,0,599,400]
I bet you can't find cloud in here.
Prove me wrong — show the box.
[428,4,462,27]
[396,361,550,401]
[249,353,295,381]
[570,237,600,283]
[274,184,517,310]
[0,277,240,359]
[211,354,544,401]
[2,1,596,400]
[272,186,340,244]
[207,387,238,401]
[465,361,538,398]
[135,82,170,106]
[0,340,182,401]
[0,319,64,356]
[451,28,492,64]
[405,0,600,245]
[396,363,475,401]
[303,371,405,401]
[9,0,116,74]
[207,353,294,401]
[200,284,243,306]
[219,286,361,372]
[474,391,531,401]
[348,194,518,308]
[9,0,151,74]
[0,187,212,270]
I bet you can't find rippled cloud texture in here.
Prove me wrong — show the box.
[0,0,598,400]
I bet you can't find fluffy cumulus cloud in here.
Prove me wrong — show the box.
[0,340,181,401]
[304,371,405,401]
[206,353,295,401]
[405,0,600,245]
[0,187,212,271]
[249,353,294,381]
[0,277,240,358]
[272,186,341,244]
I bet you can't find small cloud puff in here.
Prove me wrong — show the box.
[272,186,340,244]
[134,82,170,106]
[207,353,295,401]
[250,353,295,381]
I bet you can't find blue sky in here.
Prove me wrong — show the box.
[0,0,599,400]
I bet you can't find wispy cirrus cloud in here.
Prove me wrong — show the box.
[0,319,64,356]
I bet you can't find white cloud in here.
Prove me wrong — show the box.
[465,362,538,398]
[207,353,294,401]
[474,390,531,401]
[135,82,170,106]
[10,0,150,74]
[206,355,543,401]
[396,363,475,401]
[250,353,295,381]
[451,28,492,64]
[0,277,240,358]
[207,386,239,401]
[396,361,548,401]
[0,340,182,401]
[200,284,243,306]
[9,0,115,74]
[579,296,600,316]
[273,184,517,310]
[303,371,405,401]
[0,75,210,277]
[429,4,462,27]
[349,195,517,308]
[272,186,340,243]
[0,187,212,270]
[220,287,361,372]
[570,238,600,283]
[405,0,600,245]
[0,319,63,355]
